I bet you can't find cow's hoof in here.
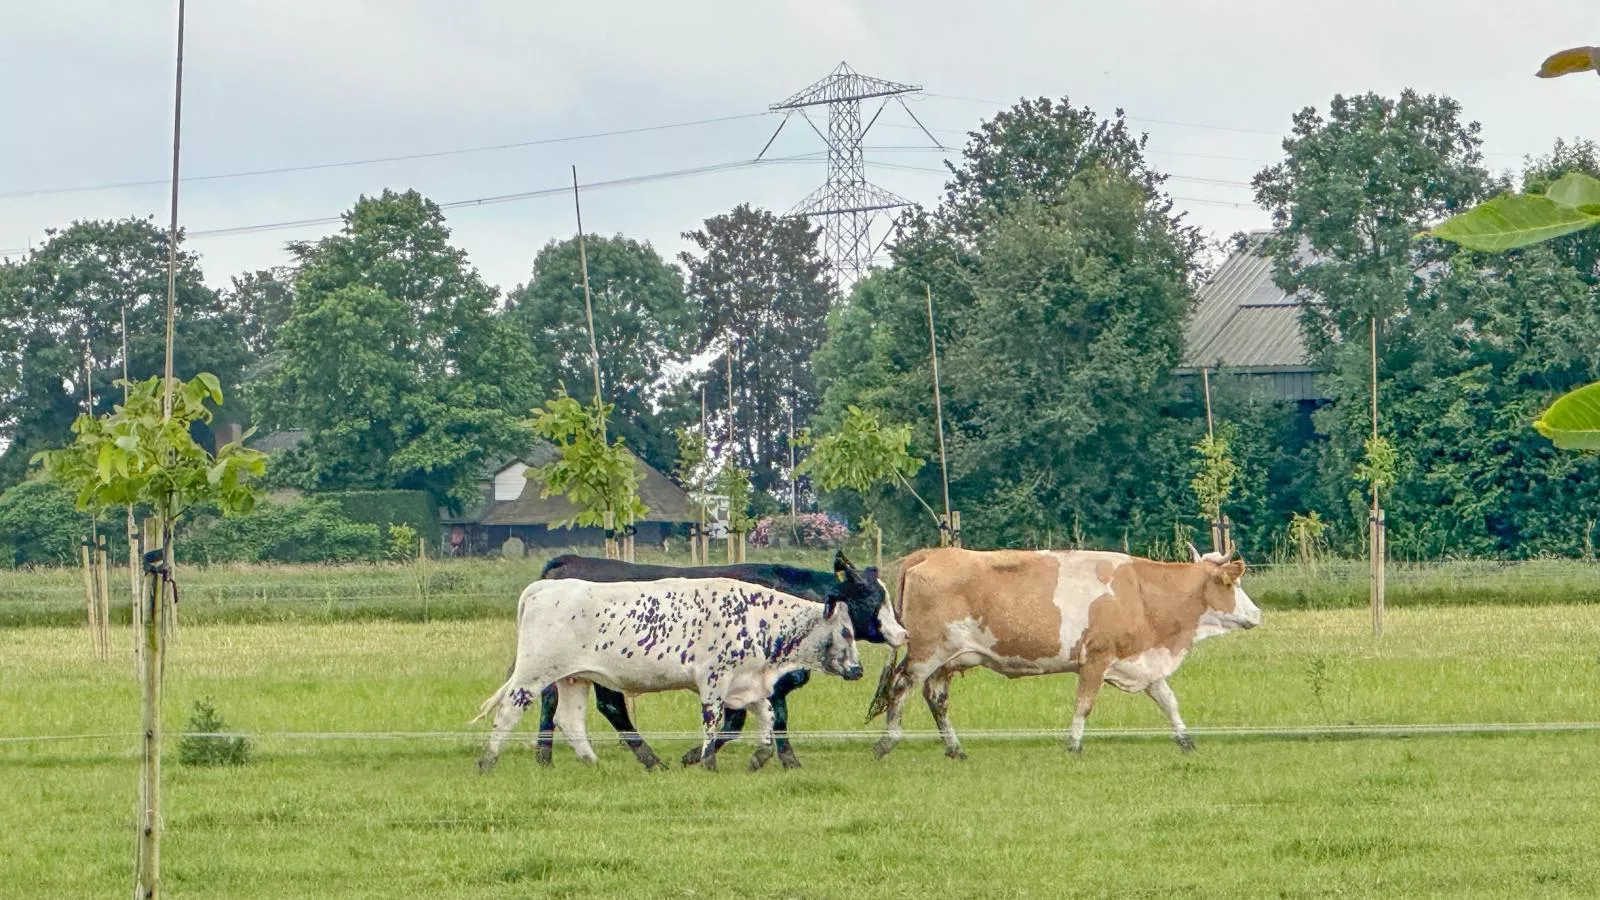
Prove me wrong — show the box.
[871,738,897,760]
[750,746,775,771]
[778,749,803,770]
[535,746,553,767]
[636,751,663,772]
[1176,735,1196,754]
[946,747,968,761]
[680,747,704,768]
[703,754,719,773]
[1067,742,1084,757]
[477,755,498,775]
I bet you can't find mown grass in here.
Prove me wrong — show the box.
[4,548,1600,629]
[3,604,1600,897]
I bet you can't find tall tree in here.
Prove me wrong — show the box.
[224,266,295,359]
[253,190,539,510]
[814,97,1206,549]
[507,234,694,473]
[0,218,246,487]
[681,205,835,494]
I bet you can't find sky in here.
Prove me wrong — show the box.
[1,1,1594,294]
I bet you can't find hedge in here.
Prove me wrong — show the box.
[323,490,439,542]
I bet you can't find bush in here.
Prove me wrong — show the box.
[179,698,251,767]
[749,513,851,549]
[326,490,438,542]
[0,480,109,568]
[386,523,420,561]
[182,498,383,565]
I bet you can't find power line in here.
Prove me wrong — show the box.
[0,111,775,202]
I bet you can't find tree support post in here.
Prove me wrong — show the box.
[136,516,169,900]
[1370,505,1386,637]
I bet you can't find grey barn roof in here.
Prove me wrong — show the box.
[1181,231,1313,374]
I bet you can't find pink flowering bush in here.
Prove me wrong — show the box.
[749,513,850,548]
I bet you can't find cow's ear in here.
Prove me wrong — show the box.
[1218,559,1245,585]
[823,597,841,619]
[834,550,854,580]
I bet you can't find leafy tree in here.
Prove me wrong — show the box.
[252,190,539,511]
[681,205,835,495]
[0,218,248,488]
[0,480,94,567]
[224,267,295,359]
[816,97,1204,550]
[796,405,927,529]
[508,234,694,473]
[1190,428,1239,529]
[526,391,646,530]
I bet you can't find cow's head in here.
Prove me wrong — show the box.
[831,550,904,646]
[815,595,865,681]
[1188,544,1262,634]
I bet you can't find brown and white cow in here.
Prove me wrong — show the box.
[869,544,1261,760]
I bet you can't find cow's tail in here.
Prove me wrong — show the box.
[474,581,540,724]
[864,550,930,723]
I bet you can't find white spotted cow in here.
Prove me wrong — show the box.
[870,544,1261,760]
[476,577,865,773]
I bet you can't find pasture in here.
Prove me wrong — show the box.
[4,581,1600,898]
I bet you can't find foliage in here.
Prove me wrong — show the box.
[33,374,265,523]
[508,234,696,473]
[385,523,420,561]
[325,489,438,543]
[178,698,251,768]
[182,499,383,565]
[795,405,923,495]
[681,205,835,494]
[1353,435,1398,497]
[714,463,754,534]
[0,480,100,568]
[673,425,711,521]
[251,190,539,512]
[1288,511,1331,568]
[813,96,1204,549]
[224,267,295,359]
[526,391,647,530]
[0,217,250,489]
[1189,428,1239,524]
[748,512,851,549]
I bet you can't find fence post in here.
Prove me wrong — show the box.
[1370,507,1386,637]
[950,511,961,549]
[96,534,111,659]
[80,536,100,658]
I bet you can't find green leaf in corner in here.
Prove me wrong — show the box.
[1431,194,1600,252]
[1546,172,1600,209]
[1533,380,1600,450]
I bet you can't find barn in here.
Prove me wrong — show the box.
[1177,229,1326,405]
[441,445,697,556]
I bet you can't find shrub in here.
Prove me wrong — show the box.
[325,490,438,542]
[0,480,105,567]
[182,498,383,565]
[386,523,421,560]
[178,698,251,767]
[749,512,851,549]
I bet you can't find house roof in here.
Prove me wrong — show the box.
[247,428,309,454]
[1181,231,1314,373]
[474,443,696,526]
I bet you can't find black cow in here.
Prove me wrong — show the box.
[534,549,897,769]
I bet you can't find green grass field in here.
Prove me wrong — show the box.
[4,600,1600,898]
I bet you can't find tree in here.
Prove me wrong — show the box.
[526,391,646,530]
[253,190,539,511]
[795,405,927,531]
[681,205,836,496]
[508,234,694,472]
[815,97,1205,550]
[0,218,248,488]
[223,267,295,359]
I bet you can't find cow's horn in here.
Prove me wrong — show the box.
[1186,542,1203,563]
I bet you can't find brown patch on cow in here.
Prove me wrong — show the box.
[1074,559,1240,663]
[899,548,1063,662]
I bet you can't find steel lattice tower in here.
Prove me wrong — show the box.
[762,62,938,285]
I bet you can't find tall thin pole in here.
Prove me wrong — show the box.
[925,286,952,539]
[726,343,739,561]
[143,2,184,896]
[123,306,141,670]
[571,167,604,430]
[1202,366,1215,440]
[788,403,798,522]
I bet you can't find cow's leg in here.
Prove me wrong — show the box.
[872,656,930,760]
[747,699,778,772]
[682,706,744,768]
[1145,678,1193,753]
[696,699,728,773]
[1068,657,1112,755]
[594,685,661,771]
[770,669,809,769]
[535,684,559,767]
[554,679,598,764]
[479,679,547,774]
[922,668,965,760]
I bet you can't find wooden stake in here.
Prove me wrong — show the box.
[129,512,142,671]
[1370,315,1385,637]
[137,516,168,900]
[926,286,953,544]
[950,510,961,550]
[97,534,111,659]
[80,537,99,658]
[571,166,605,424]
